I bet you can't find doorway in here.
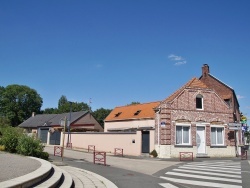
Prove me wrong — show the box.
[50,131,61,145]
[196,126,206,154]
[142,131,150,153]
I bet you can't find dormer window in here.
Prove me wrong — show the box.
[196,94,203,110]
[115,112,122,117]
[134,110,141,116]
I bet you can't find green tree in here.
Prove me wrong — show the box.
[127,102,140,106]
[0,86,5,117]
[57,95,89,113]
[58,95,68,109]
[0,85,43,126]
[42,95,89,114]
[42,108,58,114]
[92,108,112,128]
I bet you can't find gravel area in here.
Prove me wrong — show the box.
[0,152,41,182]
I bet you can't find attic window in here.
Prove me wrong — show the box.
[196,94,203,110]
[224,99,231,107]
[134,110,141,116]
[115,112,122,117]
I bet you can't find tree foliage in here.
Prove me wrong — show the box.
[42,95,89,114]
[42,95,112,128]
[127,102,140,106]
[92,108,112,128]
[0,85,43,126]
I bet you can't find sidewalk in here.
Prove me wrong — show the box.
[44,145,181,175]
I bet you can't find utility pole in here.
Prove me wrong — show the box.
[67,101,72,146]
[62,116,66,161]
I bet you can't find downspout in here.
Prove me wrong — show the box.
[156,108,161,146]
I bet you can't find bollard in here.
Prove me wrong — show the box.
[93,151,106,166]
[114,148,124,157]
[179,152,193,161]
[54,146,63,157]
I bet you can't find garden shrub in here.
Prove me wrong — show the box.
[17,135,42,156]
[0,126,49,160]
[0,145,5,151]
[150,149,158,158]
[39,151,49,160]
[16,135,49,160]
[0,126,22,153]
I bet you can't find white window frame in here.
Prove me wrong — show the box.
[210,125,225,146]
[196,94,204,110]
[175,124,191,145]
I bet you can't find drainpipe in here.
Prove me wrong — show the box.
[154,107,161,156]
[155,108,161,145]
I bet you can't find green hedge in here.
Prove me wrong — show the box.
[0,126,22,153]
[16,135,49,160]
[0,126,49,160]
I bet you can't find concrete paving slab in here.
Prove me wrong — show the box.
[0,152,41,182]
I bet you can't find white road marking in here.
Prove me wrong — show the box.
[187,160,237,164]
[182,164,241,171]
[159,183,179,188]
[165,172,242,183]
[179,166,241,174]
[160,176,242,188]
[184,163,241,168]
[173,168,241,178]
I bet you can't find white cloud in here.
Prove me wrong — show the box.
[237,95,245,99]
[168,54,184,61]
[175,61,187,66]
[168,54,187,66]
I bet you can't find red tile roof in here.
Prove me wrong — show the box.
[105,101,160,121]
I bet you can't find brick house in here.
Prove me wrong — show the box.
[156,64,241,158]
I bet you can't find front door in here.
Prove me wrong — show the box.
[196,127,206,154]
[142,131,150,153]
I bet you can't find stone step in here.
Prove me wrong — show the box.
[65,170,84,188]
[0,157,52,188]
[34,164,73,188]
[34,164,62,188]
[196,153,210,158]
[58,166,74,188]
[59,166,107,188]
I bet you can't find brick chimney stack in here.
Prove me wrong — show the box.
[202,64,210,77]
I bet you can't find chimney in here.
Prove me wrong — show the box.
[202,64,210,77]
[32,112,35,117]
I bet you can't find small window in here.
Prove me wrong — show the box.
[115,112,122,117]
[211,127,224,145]
[134,110,141,116]
[196,94,203,110]
[176,125,191,145]
[224,99,231,107]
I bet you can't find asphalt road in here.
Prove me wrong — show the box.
[49,154,166,188]
[46,146,250,188]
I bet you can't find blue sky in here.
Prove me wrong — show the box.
[1,1,250,119]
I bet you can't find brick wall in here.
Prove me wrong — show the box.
[156,88,235,146]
